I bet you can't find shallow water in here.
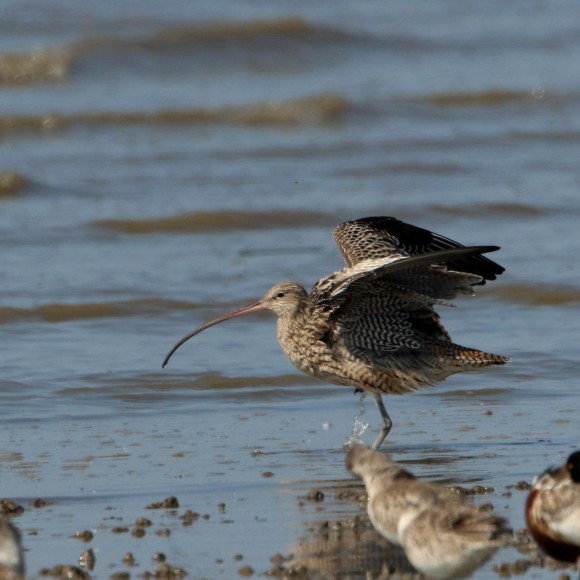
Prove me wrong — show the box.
[1,1,580,578]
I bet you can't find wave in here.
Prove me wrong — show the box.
[427,202,544,217]
[117,17,357,49]
[57,372,328,403]
[0,171,28,197]
[0,298,197,324]
[0,47,74,86]
[423,89,545,107]
[0,17,365,87]
[0,92,348,134]
[94,209,334,235]
[493,283,580,306]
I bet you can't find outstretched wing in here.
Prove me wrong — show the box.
[334,216,505,284]
[309,247,507,384]
[313,246,498,304]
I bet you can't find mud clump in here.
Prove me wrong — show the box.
[38,565,91,580]
[146,497,180,509]
[0,499,24,516]
[304,490,324,502]
[78,549,95,571]
[30,498,52,508]
[73,531,94,543]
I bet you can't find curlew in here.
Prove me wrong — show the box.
[526,451,580,564]
[163,216,508,447]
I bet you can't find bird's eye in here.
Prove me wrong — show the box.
[275,291,285,298]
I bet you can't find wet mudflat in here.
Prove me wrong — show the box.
[2,369,579,579]
[2,0,580,578]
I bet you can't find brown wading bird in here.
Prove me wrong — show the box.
[163,216,508,448]
[526,451,580,564]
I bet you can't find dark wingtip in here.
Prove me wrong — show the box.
[337,217,505,282]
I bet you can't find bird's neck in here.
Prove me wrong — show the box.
[275,296,311,349]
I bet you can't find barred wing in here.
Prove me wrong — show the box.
[333,216,505,284]
[310,247,506,375]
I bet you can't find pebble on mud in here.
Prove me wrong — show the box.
[179,510,199,526]
[79,548,96,571]
[238,565,254,577]
[146,497,180,510]
[145,561,187,579]
[304,490,324,502]
[39,565,91,580]
[122,553,136,567]
[493,559,531,577]
[112,527,129,534]
[73,530,94,542]
[30,498,53,508]
[447,484,495,496]
[262,472,274,478]
[0,499,24,516]
[269,554,288,566]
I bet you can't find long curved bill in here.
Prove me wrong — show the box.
[162,301,266,368]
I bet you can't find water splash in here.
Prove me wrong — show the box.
[344,392,369,446]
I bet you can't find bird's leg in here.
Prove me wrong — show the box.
[372,393,392,449]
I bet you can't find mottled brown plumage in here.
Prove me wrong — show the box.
[526,451,580,563]
[163,216,508,447]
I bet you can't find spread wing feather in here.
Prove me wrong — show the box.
[309,244,506,374]
[334,216,505,283]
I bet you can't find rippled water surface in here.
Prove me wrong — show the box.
[1,1,580,578]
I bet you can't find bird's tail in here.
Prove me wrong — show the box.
[436,343,509,368]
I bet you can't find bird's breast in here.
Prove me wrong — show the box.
[276,318,351,386]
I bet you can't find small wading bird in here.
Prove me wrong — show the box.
[397,489,511,580]
[163,216,508,448]
[346,445,511,580]
[345,444,459,544]
[0,520,25,580]
[526,451,580,564]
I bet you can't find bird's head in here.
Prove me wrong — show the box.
[259,282,308,317]
[566,451,580,483]
[162,282,307,367]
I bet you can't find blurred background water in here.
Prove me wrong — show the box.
[1,0,580,578]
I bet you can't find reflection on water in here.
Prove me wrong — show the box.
[286,516,417,579]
